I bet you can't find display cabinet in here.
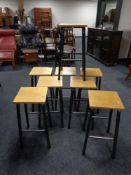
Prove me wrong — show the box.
[87,28,122,66]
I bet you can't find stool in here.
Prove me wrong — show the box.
[29,67,53,86]
[37,76,64,128]
[82,90,125,159]
[80,68,103,90]
[13,87,51,148]
[54,67,77,76]
[68,76,96,129]
[22,49,38,63]
[125,65,131,80]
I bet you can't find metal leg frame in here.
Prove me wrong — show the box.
[16,104,23,148]
[112,110,121,159]
[59,88,64,128]
[42,104,51,149]
[82,109,92,155]
[68,88,74,129]
[107,109,113,133]
[24,104,30,129]
[46,98,53,128]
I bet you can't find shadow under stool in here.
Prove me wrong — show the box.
[37,76,64,128]
[13,87,51,148]
[82,90,125,159]
[68,76,97,129]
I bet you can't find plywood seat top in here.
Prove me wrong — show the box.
[80,68,103,77]
[55,67,77,76]
[58,23,87,28]
[70,76,96,89]
[88,90,125,110]
[13,87,48,104]
[37,76,63,88]
[29,67,53,76]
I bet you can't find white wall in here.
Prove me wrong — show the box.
[0,0,17,15]
[26,0,98,36]
[118,0,131,30]
[0,0,97,35]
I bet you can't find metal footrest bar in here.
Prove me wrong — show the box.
[61,59,82,61]
[89,135,113,140]
[23,129,45,132]
[92,116,109,119]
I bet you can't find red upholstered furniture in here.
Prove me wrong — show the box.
[0,29,16,69]
[125,65,131,80]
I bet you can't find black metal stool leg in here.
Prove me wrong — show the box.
[16,104,23,148]
[112,110,121,159]
[31,76,34,87]
[42,104,51,149]
[46,98,53,128]
[107,109,113,133]
[38,104,42,128]
[50,88,54,110]
[68,88,74,129]
[24,104,30,129]
[34,76,37,86]
[55,88,59,110]
[83,101,89,131]
[82,109,92,155]
[77,88,82,112]
[59,88,64,128]
[74,89,77,111]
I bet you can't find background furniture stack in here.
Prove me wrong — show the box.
[0,7,13,27]
[34,8,52,29]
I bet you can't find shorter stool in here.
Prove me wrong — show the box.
[13,87,51,148]
[37,76,64,128]
[82,90,125,159]
[29,67,53,86]
[68,76,96,129]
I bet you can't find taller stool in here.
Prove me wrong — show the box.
[37,76,64,128]
[82,90,125,159]
[13,87,51,148]
[29,67,53,86]
[68,76,96,129]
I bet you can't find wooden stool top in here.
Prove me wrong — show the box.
[88,90,125,110]
[70,76,96,89]
[29,67,53,76]
[37,76,63,88]
[80,68,103,77]
[58,23,87,28]
[13,87,48,104]
[54,67,77,76]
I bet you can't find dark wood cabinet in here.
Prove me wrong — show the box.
[87,28,122,65]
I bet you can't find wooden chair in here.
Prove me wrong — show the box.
[0,29,16,69]
[125,65,131,80]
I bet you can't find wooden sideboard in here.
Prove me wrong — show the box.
[87,28,122,66]
[34,8,52,28]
